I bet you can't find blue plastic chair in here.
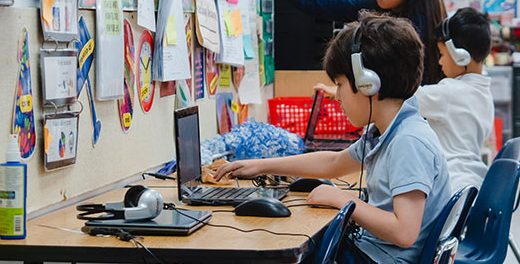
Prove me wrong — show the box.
[418,185,478,264]
[455,159,520,264]
[314,201,356,264]
[493,137,520,262]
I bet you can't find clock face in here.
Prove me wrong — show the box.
[137,30,155,113]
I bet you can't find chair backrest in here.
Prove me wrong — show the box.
[314,201,356,264]
[418,186,478,264]
[462,159,520,261]
[495,137,520,161]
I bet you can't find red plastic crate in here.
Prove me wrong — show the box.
[268,96,360,138]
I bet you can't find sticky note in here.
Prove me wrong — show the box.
[227,0,238,4]
[166,16,177,45]
[230,10,243,36]
[224,11,234,36]
[42,0,55,28]
[220,65,231,87]
[123,113,132,128]
[231,100,239,113]
[243,35,255,59]
[44,124,51,154]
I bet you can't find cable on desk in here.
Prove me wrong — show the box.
[141,172,176,181]
[163,203,317,248]
[286,204,337,209]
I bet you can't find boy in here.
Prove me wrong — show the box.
[416,7,493,193]
[215,12,450,263]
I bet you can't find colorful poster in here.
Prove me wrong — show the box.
[195,0,220,53]
[194,42,205,101]
[137,30,155,113]
[205,49,219,97]
[238,102,248,124]
[12,28,36,160]
[216,92,235,134]
[232,66,245,89]
[43,114,79,171]
[118,19,135,132]
[40,0,78,42]
[76,16,102,146]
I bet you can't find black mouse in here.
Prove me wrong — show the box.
[289,178,335,192]
[234,198,291,217]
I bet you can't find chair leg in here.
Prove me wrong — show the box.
[509,233,520,262]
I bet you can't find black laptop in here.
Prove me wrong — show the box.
[82,209,212,236]
[174,106,289,206]
[304,90,360,152]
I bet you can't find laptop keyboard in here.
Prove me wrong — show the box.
[198,187,257,200]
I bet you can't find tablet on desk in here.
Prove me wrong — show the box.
[82,209,212,236]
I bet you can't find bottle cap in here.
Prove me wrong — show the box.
[6,134,21,162]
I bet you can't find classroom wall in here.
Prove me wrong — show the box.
[0,8,220,214]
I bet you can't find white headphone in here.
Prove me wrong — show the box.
[442,17,471,66]
[351,25,380,97]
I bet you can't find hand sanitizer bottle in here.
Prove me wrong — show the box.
[0,134,27,239]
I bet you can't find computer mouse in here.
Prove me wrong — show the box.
[234,198,291,217]
[289,178,335,192]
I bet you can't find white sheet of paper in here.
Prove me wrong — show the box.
[44,56,77,100]
[215,0,244,66]
[158,0,191,81]
[137,0,156,32]
[237,0,261,104]
[96,0,124,100]
[195,0,220,53]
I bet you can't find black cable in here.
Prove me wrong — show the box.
[163,203,317,247]
[111,229,165,264]
[142,172,176,181]
[358,96,372,200]
[133,239,165,264]
[211,209,235,213]
[286,204,337,209]
[335,178,351,185]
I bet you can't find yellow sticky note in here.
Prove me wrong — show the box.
[166,16,177,45]
[231,100,239,113]
[19,95,33,113]
[123,113,132,128]
[220,65,231,87]
[42,0,55,28]
[224,11,234,36]
[44,124,52,154]
[230,10,243,36]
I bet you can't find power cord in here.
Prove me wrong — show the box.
[286,204,337,209]
[162,203,317,247]
[142,172,176,181]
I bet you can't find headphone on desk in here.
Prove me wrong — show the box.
[441,17,471,66]
[351,25,380,97]
[76,185,164,221]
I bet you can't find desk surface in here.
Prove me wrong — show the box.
[0,174,359,263]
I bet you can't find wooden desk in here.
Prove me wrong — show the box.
[0,175,359,263]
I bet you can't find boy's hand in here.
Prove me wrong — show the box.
[307,184,355,209]
[313,83,338,98]
[213,160,263,181]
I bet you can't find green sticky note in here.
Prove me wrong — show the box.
[224,11,234,36]
[166,16,177,45]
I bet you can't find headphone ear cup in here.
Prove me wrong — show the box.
[445,39,471,66]
[357,69,381,96]
[124,185,147,207]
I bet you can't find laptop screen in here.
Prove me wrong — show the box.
[304,90,324,141]
[174,106,201,200]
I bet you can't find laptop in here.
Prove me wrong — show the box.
[82,209,212,236]
[174,106,289,206]
[304,90,361,152]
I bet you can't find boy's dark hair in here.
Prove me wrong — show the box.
[436,7,491,63]
[323,12,424,100]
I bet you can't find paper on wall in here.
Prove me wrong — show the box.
[215,0,244,66]
[96,0,124,100]
[137,0,156,32]
[195,0,220,53]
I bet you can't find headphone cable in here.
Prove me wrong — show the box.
[163,203,317,247]
[359,96,373,200]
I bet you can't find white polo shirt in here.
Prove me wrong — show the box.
[416,73,494,193]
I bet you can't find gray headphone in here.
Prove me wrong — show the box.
[351,25,380,97]
[76,185,164,221]
[442,17,471,66]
